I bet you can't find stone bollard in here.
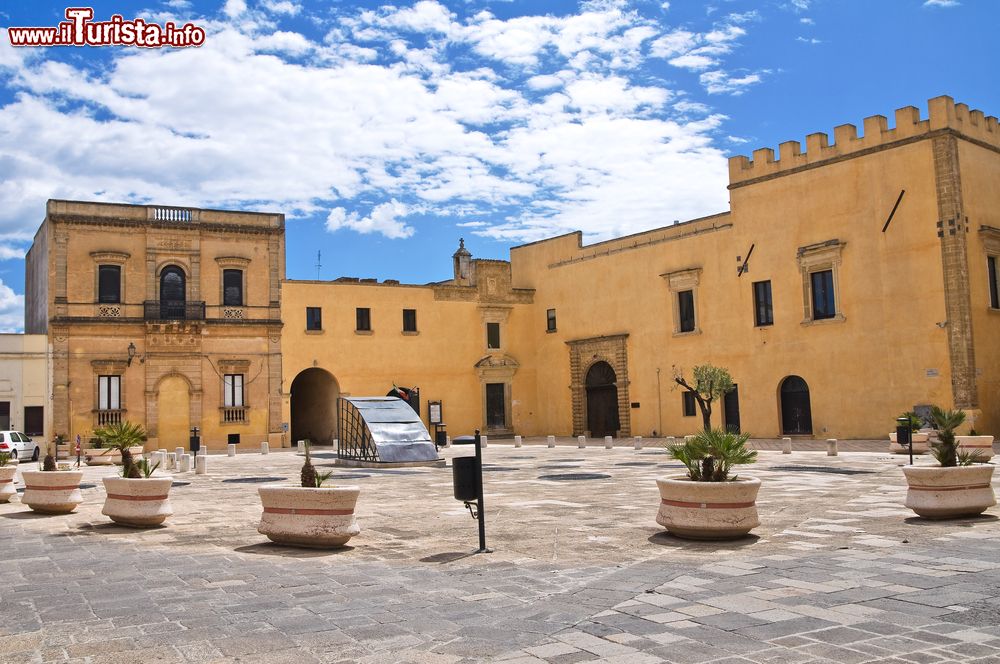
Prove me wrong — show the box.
[634,436,642,450]
[547,435,556,448]
[782,437,792,454]
[827,439,838,456]
[604,436,613,449]
[153,451,165,469]
[445,436,452,448]
[297,440,305,450]
[166,452,176,470]
[175,446,184,460]
[195,454,207,474]
[199,445,207,456]
[227,444,236,457]
[514,435,522,448]
[578,435,586,448]
[481,435,488,448]
[179,454,191,473]
[666,436,676,449]
[261,441,269,455]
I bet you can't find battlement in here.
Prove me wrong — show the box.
[729,96,1000,185]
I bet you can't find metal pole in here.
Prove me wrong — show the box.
[474,429,491,553]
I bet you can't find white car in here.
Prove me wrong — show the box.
[0,431,41,461]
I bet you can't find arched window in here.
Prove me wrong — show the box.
[159,266,186,319]
[780,375,813,435]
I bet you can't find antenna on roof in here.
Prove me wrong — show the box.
[316,250,322,280]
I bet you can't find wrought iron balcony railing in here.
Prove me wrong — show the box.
[143,300,206,321]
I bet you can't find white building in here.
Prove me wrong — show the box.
[0,334,50,441]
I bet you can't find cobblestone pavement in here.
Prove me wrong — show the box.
[2,439,1000,663]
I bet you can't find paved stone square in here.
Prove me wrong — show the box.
[2,439,1000,663]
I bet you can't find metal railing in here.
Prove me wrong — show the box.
[143,300,206,321]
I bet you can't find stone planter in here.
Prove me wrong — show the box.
[957,435,995,462]
[84,447,120,466]
[20,470,84,514]
[903,465,996,519]
[0,465,16,503]
[101,476,174,527]
[258,486,361,548]
[889,432,930,455]
[655,476,761,540]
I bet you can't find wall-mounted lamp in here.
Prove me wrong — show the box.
[127,342,136,366]
[935,321,949,329]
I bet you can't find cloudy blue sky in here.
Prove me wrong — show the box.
[0,0,996,331]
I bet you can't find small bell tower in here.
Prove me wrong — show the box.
[453,237,472,286]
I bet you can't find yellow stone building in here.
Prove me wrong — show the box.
[280,95,999,441]
[25,200,285,450]
[26,96,1000,446]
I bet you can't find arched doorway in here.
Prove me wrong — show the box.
[157,375,191,449]
[780,375,813,435]
[160,265,186,319]
[586,361,619,438]
[290,368,339,446]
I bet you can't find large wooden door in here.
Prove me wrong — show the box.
[485,383,506,429]
[158,375,190,449]
[586,362,619,438]
[723,385,740,433]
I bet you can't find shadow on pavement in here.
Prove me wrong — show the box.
[234,542,355,557]
[647,531,761,549]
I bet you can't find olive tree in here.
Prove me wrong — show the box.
[673,364,735,432]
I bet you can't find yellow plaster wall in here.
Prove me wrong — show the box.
[280,281,506,440]
[960,139,1000,436]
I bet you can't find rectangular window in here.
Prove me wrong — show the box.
[306,307,322,331]
[223,374,244,407]
[98,375,121,410]
[811,270,836,320]
[487,322,501,349]
[546,308,556,332]
[402,308,417,332]
[678,290,695,332]
[98,265,121,303]
[682,391,696,417]
[753,280,774,326]
[989,256,999,309]
[223,269,243,306]
[356,307,371,331]
[0,402,8,430]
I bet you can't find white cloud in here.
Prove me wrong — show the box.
[673,100,711,114]
[0,278,23,333]
[326,200,415,239]
[0,1,746,246]
[796,36,822,44]
[261,0,301,15]
[923,0,960,6]
[0,244,26,260]
[800,17,815,25]
[699,70,765,95]
[223,0,247,18]
[668,54,717,71]
[790,0,810,10]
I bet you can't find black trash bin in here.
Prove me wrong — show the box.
[435,424,447,449]
[453,455,480,501]
[189,435,201,455]
[228,433,241,446]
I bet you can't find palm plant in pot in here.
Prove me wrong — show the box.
[96,420,174,527]
[20,442,84,513]
[889,412,929,455]
[0,451,16,503]
[903,407,995,519]
[257,441,361,548]
[656,429,760,540]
